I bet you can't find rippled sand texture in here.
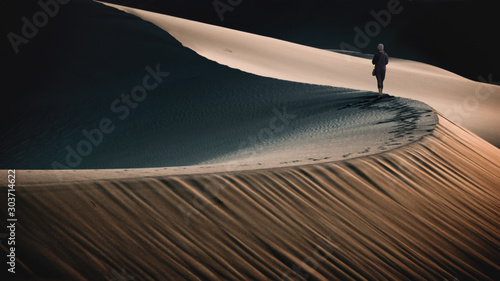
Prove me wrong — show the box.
[4,113,499,281]
[98,1,500,147]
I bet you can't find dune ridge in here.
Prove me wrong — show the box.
[96,1,500,147]
[1,3,498,280]
[3,112,499,280]
[0,2,436,170]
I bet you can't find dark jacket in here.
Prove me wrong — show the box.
[372,52,389,70]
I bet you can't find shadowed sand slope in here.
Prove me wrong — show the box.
[0,2,434,170]
[97,1,500,147]
[3,113,499,281]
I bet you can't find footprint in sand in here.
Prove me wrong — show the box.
[360,148,370,154]
[387,143,402,146]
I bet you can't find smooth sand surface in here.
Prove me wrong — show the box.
[0,4,436,170]
[1,3,498,280]
[98,2,500,147]
[12,94,439,183]
[3,113,500,280]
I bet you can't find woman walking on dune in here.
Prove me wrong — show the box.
[372,43,389,98]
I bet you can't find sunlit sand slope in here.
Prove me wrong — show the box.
[97,1,500,147]
[3,113,499,280]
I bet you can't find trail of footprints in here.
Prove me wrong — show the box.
[340,95,435,158]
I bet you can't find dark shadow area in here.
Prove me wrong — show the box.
[67,0,500,82]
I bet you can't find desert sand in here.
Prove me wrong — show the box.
[3,113,500,280]
[98,2,500,147]
[0,2,499,280]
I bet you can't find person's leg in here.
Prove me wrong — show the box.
[377,70,386,97]
[375,70,384,97]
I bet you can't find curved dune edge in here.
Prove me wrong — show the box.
[15,95,439,183]
[3,113,499,280]
[96,1,500,147]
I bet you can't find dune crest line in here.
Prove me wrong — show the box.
[4,113,500,280]
[95,1,500,147]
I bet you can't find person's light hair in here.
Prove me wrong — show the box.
[377,43,384,51]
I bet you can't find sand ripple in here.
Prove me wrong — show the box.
[3,113,499,280]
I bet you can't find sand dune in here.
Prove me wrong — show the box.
[1,3,499,281]
[97,2,500,147]
[1,2,440,170]
[13,93,439,183]
[3,113,499,280]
